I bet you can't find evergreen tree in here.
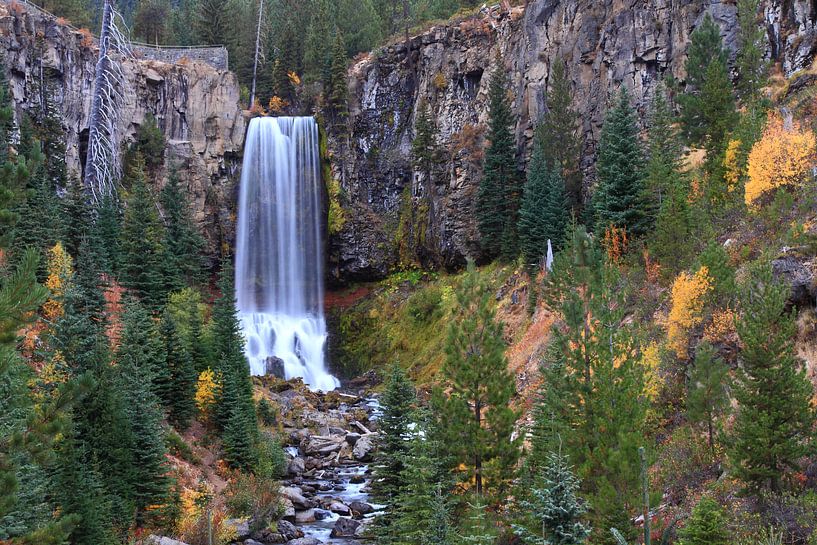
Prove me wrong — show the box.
[302,0,332,85]
[736,0,767,102]
[12,146,64,261]
[677,14,736,152]
[427,485,456,545]
[645,83,684,214]
[194,0,233,45]
[53,438,116,545]
[412,101,441,183]
[116,301,169,524]
[327,30,349,119]
[93,192,122,277]
[211,260,259,470]
[336,0,384,56]
[513,449,591,545]
[730,264,815,492]
[436,261,519,496]
[459,498,497,545]
[677,496,730,545]
[592,88,649,238]
[120,156,168,310]
[478,55,519,259]
[0,250,83,544]
[539,226,645,541]
[518,124,569,268]
[60,179,93,259]
[115,297,165,404]
[160,170,206,291]
[540,59,583,211]
[159,309,197,430]
[372,363,417,506]
[686,341,730,456]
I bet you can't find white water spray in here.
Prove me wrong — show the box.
[235,117,339,392]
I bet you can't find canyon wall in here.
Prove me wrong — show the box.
[0,1,244,257]
[326,0,817,283]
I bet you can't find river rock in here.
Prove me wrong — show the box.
[279,498,295,521]
[352,435,374,461]
[345,432,361,445]
[349,500,374,516]
[243,540,264,545]
[330,517,361,538]
[302,436,343,456]
[280,487,310,509]
[276,519,303,540]
[264,356,286,378]
[328,501,351,515]
[145,537,190,545]
[287,539,322,545]
[288,457,305,476]
[224,518,251,539]
[295,509,317,523]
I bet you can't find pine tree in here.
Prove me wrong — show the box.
[478,55,519,259]
[459,498,497,545]
[11,146,64,261]
[94,192,122,276]
[412,101,441,182]
[116,297,165,404]
[730,264,815,492]
[592,88,649,238]
[60,178,93,259]
[677,14,736,152]
[211,260,259,470]
[327,30,349,119]
[736,0,767,102]
[120,156,168,310]
[539,226,646,541]
[160,170,206,291]
[540,60,583,211]
[645,83,684,214]
[372,363,416,506]
[518,124,569,268]
[0,250,83,544]
[436,261,519,496]
[117,302,170,524]
[159,309,197,430]
[677,496,729,545]
[686,341,730,456]
[194,0,233,45]
[427,485,456,545]
[302,0,332,85]
[513,449,591,545]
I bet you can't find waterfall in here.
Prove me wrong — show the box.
[235,116,339,392]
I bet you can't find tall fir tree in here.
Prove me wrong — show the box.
[160,170,206,292]
[540,59,583,211]
[159,309,197,430]
[513,449,591,545]
[645,82,684,214]
[372,363,417,507]
[119,155,168,310]
[435,261,519,496]
[730,264,815,492]
[686,341,731,456]
[211,260,259,470]
[592,88,649,238]
[327,30,349,119]
[478,55,519,259]
[60,178,93,259]
[302,0,332,85]
[93,192,122,277]
[539,226,645,543]
[736,0,767,102]
[518,123,569,268]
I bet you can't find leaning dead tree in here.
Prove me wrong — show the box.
[84,0,132,202]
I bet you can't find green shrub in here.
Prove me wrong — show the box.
[257,398,279,427]
[165,430,200,464]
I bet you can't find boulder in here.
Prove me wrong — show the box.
[352,434,374,461]
[276,519,303,540]
[243,540,264,545]
[295,509,317,523]
[772,255,816,308]
[223,518,251,539]
[328,501,351,515]
[145,537,190,545]
[287,539,322,545]
[330,517,361,538]
[279,498,295,521]
[248,528,286,544]
[288,457,306,476]
[265,356,285,378]
[280,486,310,509]
[301,436,344,456]
[349,500,375,516]
[345,432,361,445]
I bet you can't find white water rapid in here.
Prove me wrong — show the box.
[235,116,339,392]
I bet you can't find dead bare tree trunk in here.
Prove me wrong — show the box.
[84,0,131,202]
[249,0,264,108]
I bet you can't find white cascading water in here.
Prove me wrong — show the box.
[235,116,339,392]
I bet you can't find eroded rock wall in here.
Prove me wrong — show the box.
[327,0,817,283]
[0,1,244,258]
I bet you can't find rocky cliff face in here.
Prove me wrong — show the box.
[326,0,817,284]
[0,1,244,258]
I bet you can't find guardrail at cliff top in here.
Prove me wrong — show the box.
[3,0,229,71]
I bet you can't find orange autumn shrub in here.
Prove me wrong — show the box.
[745,112,816,208]
[43,242,73,321]
[667,266,712,359]
[195,368,221,420]
[723,138,742,191]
